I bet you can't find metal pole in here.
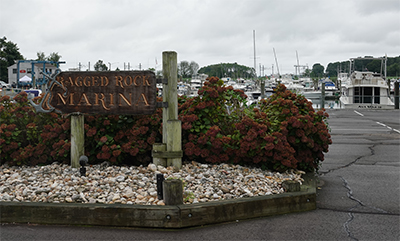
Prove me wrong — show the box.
[321,82,325,109]
[395,82,399,109]
[253,30,256,78]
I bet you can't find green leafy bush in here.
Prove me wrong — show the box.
[179,78,331,172]
[83,107,163,166]
[1,78,331,172]
[0,93,70,166]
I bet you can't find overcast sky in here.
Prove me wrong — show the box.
[1,0,399,76]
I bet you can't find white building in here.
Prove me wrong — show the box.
[7,61,58,87]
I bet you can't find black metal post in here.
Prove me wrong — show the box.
[157,173,165,200]
[395,82,399,110]
[79,155,88,177]
[321,82,325,109]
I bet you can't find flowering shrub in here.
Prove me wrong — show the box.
[1,79,331,172]
[257,84,332,171]
[0,93,162,166]
[179,77,248,164]
[0,93,70,166]
[83,107,162,165]
[179,79,331,172]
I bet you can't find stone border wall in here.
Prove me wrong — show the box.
[0,173,316,228]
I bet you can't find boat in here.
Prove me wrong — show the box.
[339,56,394,109]
[279,74,304,94]
[301,77,315,92]
[303,78,340,98]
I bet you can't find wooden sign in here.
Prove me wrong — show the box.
[44,71,157,115]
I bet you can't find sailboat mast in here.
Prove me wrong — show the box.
[273,48,280,77]
[253,30,256,78]
[296,51,300,76]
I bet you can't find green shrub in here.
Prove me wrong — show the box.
[0,78,331,172]
[179,78,331,172]
[0,92,70,166]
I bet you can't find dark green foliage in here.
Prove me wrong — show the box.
[198,63,256,79]
[1,78,332,172]
[0,36,24,82]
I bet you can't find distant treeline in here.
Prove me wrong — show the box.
[325,56,400,77]
[196,57,400,80]
[198,63,256,79]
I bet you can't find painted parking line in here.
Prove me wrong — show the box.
[354,110,364,117]
[352,111,400,134]
[376,121,400,134]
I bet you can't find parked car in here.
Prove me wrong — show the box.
[0,81,11,88]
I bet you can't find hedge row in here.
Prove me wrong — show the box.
[0,77,331,172]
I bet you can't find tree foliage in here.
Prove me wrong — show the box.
[198,63,255,79]
[310,63,324,78]
[94,60,108,71]
[0,37,24,82]
[47,52,62,63]
[178,61,199,78]
[36,51,62,64]
[178,61,191,78]
[36,52,46,61]
[325,56,400,77]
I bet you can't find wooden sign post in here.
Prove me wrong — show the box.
[152,51,182,169]
[70,113,84,168]
[33,70,158,168]
[32,52,182,169]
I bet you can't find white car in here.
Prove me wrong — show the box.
[0,81,11,88]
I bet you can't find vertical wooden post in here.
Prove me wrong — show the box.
[163,179,183,205]
[162,51,179,134]
[162,51,182,169]
[166,120,182,168]
[70,114,84,168]
[260,80,265,99]
[152,143,166,166]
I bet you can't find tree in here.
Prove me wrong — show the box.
[94,60,108,71]
[198,62,255,79]
[0,37,24,82]
[178,60,200,78]
[387,58,400,77]
[36,51,46,61]
[178,61,191,78]
[36,52,62,64]
[189,61,199,76]
[47,52,62,63]
[310,63,324,78]
[304,68,312,77]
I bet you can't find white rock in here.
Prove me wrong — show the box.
[116,175,125,182]
[148,164,157,172]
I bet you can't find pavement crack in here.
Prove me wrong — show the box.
[339,175,392,241]
[340,176,391,215]
[319,144,376,176]
[340,176,360,241]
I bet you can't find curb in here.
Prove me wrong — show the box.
[0,173,317,228]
